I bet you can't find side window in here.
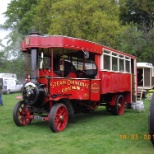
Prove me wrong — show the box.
[16,80,21,85]
[112,57,118,71]
[126,60,130,72]
[119,59,124,71]
[104,55,110,70]
[4,80,7,85]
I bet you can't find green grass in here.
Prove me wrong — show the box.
[0,93,154,154]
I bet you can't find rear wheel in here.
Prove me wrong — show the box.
[148,93,154,145]
[111,95,125,115]
[49,103,68,132]
[13,101,32,126]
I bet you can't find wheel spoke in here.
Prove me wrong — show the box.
[49,103,68,132]
[13,101,32,126]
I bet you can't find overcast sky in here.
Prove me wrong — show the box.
[0,0,11,41]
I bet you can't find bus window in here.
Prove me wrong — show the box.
[119,59,124,72]
[126,60,130,72]
[104,55,110,70]
[112,57,118,71]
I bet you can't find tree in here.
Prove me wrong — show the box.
[33,0,124,48]
[119,0,154,32]
[0,0,40,80]
[117,0,154,63]
[0,50,6,70]
[1,0,40,59]
[117,24,154,63]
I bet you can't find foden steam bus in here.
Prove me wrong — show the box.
[13,33,137,132]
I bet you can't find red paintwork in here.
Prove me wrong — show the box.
[90,79,100,101]
[22,35,102,54]
[99,71,131,94]
[38,69,102,101]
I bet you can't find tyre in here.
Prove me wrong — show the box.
[49,103,68,132]
[111,95,125,115]
[63,100,74,121]
[13,101,32,126]
[148,93,154,145]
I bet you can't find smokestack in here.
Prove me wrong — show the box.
[31,49,38,82]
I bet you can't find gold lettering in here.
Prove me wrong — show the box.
[77,86,80,90]
[67,80,70,85]
[72,86,76,90]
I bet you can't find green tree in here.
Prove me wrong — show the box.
[0,0,40,79]
[3,0,39,35]
[0,50,6,71]
[34,0,124,48]
[118,0,154,63]
[118,24,154,63]
[119,0,154,31]
[1,0,40,60]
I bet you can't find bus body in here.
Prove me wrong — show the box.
[13,34,137,132]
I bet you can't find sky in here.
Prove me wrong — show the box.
[0,0,11,42]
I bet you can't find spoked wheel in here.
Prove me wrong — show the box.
[49,103,68,132]
[111,95,125,115]
[148,93,154,145]
[13,101,32,126]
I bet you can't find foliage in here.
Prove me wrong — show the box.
[0,0,40,79]
[3,0,39,34]
[0,51,6,69]
[0,0,40,60]
[119,0,154,32]
[0,94,154,154]
[118,25,154,62]
[118,0,154,63]
[34,0,123,48]
[0,54,26,81]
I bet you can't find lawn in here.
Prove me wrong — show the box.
[0,93,154,154]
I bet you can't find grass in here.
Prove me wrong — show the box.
[0,93,154,154]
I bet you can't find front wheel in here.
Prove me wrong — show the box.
[148,93,154,145]
[49,103,68,132]
[13,101,32,126]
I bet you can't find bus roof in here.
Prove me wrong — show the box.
[21,34,102,54]
[21,34,136,59]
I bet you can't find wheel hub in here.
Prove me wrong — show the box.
[118,103,121,108]
[60,115,64,122]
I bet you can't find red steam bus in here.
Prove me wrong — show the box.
[13,33,137,132]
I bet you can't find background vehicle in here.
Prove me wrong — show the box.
[0,77,23,94]
[0,73,17,79]
[137,62,154,91]
[13,33,137,132]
